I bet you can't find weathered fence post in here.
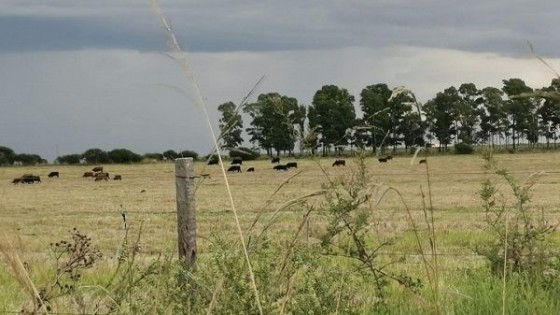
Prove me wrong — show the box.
[175,158,196,268]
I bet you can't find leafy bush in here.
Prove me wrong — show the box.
[179,150,199,159]
[229,147,260,160]
[108,148,142,164]
[454,142,474,154]
[82,148,110,164]
[56,154,82,165]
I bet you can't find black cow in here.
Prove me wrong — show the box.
[21,175,41,184]
[419,159,427,164]
[227,165,242,172]
[48,171,59,178]
[273,165,288,171]
[231,158,243,165]
[332,159,346,167]
[378,158,388,163]
[286,162,298,169]
[113,175,122,180]
[247,167,255,172]
[92,166,103,172]
[271,157,280,164]
[12,178,22,185]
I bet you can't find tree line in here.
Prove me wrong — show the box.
[0,146,201,166]
[218,78,560,155]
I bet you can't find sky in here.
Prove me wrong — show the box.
[1,0,560,161]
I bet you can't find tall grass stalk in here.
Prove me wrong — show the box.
[502,214,508,315]
[150,1,263,313]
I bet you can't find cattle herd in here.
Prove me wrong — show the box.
[11,166,123,184]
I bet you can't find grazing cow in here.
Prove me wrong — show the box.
[92,166,103,173]
[83,171,94,177]
[227,165,242,172]
[332,159,346,167]
[12,178,22,185]
[247,167,255,172]
[286,162,298,169]
[94,172,110,181]
[113,175,122,180]
[271,157,280,164]
[21,175,41,184]
[378,158,388,163]
[48,171,59,178]
[419,159,427,164]
[273,164,288,171]
[231,158,243,165]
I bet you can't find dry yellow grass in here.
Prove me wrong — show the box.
[1,152,559,261]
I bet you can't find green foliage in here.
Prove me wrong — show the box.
[82,148,110,164]
[163,149,179,160]
[56,154,82,165]
[108,148,142,164]
[179,150,199,159]
[244,93,301,156]
[228,147,260,160]
[454,142,475,154]
[14,153,47,165]
[218,101,244,150]
[0,146,16,165]
[476,151,560,280]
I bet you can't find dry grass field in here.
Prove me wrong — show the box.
[2,151,560,311]
[1,153,559,253]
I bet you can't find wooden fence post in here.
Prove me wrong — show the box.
[175,158,197,268]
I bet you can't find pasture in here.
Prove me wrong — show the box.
[2,152,560,312]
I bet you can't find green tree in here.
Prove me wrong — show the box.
[163,150,179,160]
[217,101,244,150]
[0,146,16,166]
[15,153,46,165]
[502,78,535,150]
[455,83,482,144]
[536,78,560,148]
[56,154,82,165]
[244,93,300,156]
[308,85,356,155]
[108,149,142,163]
[477,87,506,146]
[82,148,110,164]
[423,87,461,151]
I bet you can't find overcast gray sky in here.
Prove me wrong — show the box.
[1,0,559,161]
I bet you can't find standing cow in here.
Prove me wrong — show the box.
[271,157,280,164]
[227,165,242,172]
[48,171,60,178]
[231,158,243,165]
[286,162,298,169]
[332,159,346,167]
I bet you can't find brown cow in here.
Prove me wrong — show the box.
[94,172,110,181]
[83,171,94,177]
[12,178,22,185]
[419,159,427,164]
[113,174,122,180]
[92,166,103,172]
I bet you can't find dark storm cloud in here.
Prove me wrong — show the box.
[1,1,559,56]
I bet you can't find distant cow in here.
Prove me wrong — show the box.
[227,165,242,173]
[12,178,22,185]
[94,173,110,181]
[113,175,122,180]
[247,167,255,172]
[231,158,243,165]
[419,159,427,164]
[274,165,288,171]
[332,159,346,167]
[286,162,298,169]
[271,157,280,164]
[21,175,41,184]
[83,171,94,177]
[92,166,103,172]
[48,171,59,178]
[378,158,388,163]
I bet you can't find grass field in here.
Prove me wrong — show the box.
[2,151,560,313]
